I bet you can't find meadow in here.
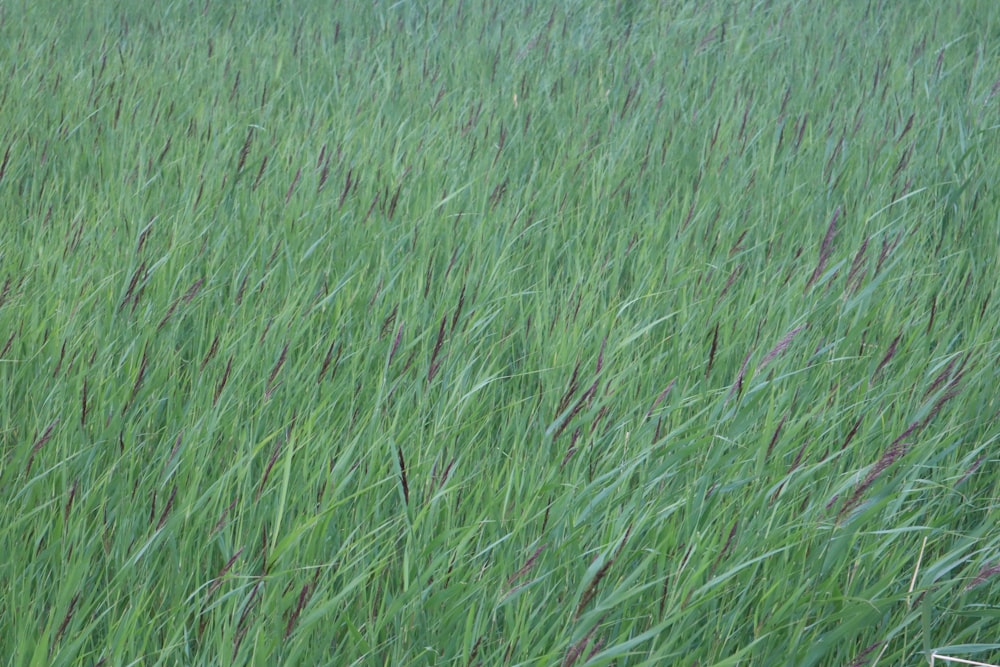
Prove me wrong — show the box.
[1,1,999,665]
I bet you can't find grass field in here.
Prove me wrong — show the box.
[1,1,999,665]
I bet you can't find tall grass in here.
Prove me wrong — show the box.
[1,1,999,665]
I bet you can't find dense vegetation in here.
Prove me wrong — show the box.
[1,1,998,664]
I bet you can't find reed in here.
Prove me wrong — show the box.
[1,1,998,665]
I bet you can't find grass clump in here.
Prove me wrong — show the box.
[1,1,999,665]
